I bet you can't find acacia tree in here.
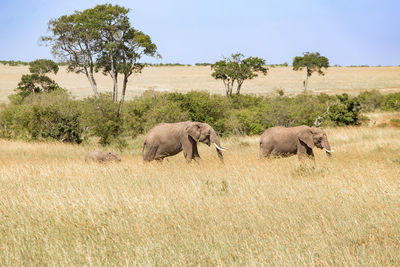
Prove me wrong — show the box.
[292,52,329,91]
[211,53,267,97]
[42,4,159,110]
[43,12,100,97]
[15,59,62,99]
[92,5,158,114]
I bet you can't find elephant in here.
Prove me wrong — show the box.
[85,151,121,162]
[143,121,227,162]
[259,125,333,159]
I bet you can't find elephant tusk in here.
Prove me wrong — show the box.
[324,148,334,153]
[213,142,228,151]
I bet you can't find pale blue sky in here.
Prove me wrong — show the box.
[0,0,399,65]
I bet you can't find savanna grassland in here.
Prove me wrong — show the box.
[1,126,400,265]
[1,65,400,103]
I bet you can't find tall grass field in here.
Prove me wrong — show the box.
[1,126,399,265]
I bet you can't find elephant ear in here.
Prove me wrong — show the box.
[185,122,201,141]
[298,128,314,149]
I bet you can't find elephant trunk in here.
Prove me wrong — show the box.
[210,131,226,161]
[322,139,333,157]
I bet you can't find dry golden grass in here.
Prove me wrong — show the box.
[1,65,400,103]
[1,126,400,265]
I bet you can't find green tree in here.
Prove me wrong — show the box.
[292,52,329,91]
[92,4,159,114]
[43,12,100,96]
[211,53,267,97]
[42,4,159,113]
[15,59,62,99]
[29,59,59,75]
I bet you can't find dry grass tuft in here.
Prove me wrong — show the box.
[1,126,400,265]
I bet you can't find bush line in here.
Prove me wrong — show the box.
[0,89,399,146]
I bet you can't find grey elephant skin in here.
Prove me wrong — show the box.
[259,125,333,159]
[143,121,227,162]
[85,151,121,162]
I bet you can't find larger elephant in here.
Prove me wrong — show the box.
[143,121,227,162]
[259,125,333,159]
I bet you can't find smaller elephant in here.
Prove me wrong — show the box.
[85,151,121,163]
[259,125,333,159]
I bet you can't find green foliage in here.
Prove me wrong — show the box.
[0,60,29,66]
[79,94,124,146]
[123,91,190,137]
[0,91,83,143]
[325,94,361,126]
[29,106,82,143]
[180,91,232,134]
[92,4,159,104]
[211,53,268,97]
[13,59,63,100]
[144,63,189,67]
[29,59,59,75]
[0,90,370,145]
[15,74,63,99]
[382,92,400,111]
[43,3,159,106]
[195,63,211,66]
[293,52,329,90]
[293,52,329,75]
[357,90,384,112]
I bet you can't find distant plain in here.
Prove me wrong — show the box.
[1,65,400,102]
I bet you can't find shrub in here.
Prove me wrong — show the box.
[233,107,271,135]
[382,92,400,111]
[325,94,361,126]
[0,104,31,139]
[0,90,367,145]
[357,90,384,112]
[0,91,83,143]
[29,105,82,143]
[124,91,191,137]
[80,94,124,146]
[13,59,63,100]
[179,91,232,134]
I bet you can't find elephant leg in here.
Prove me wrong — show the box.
[192,143,201,161]
[183,151,192,163]
[297,144,314,160]
[259,144,265,158]
[182,137,198,163]
[182,145,193,163]
[143,144,157,162]
[297,143,307,159]
[306,147,315,159]
[260,145,272,158]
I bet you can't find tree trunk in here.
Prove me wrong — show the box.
[87,71,99,98]
[111,72,118,102]
[118,74,129,117]
[109,47,118,102]
[236,80,243,95]
[227,80,234,97]
[304,68,309,91]
[85,47,99,98]
[223,80,228,97]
